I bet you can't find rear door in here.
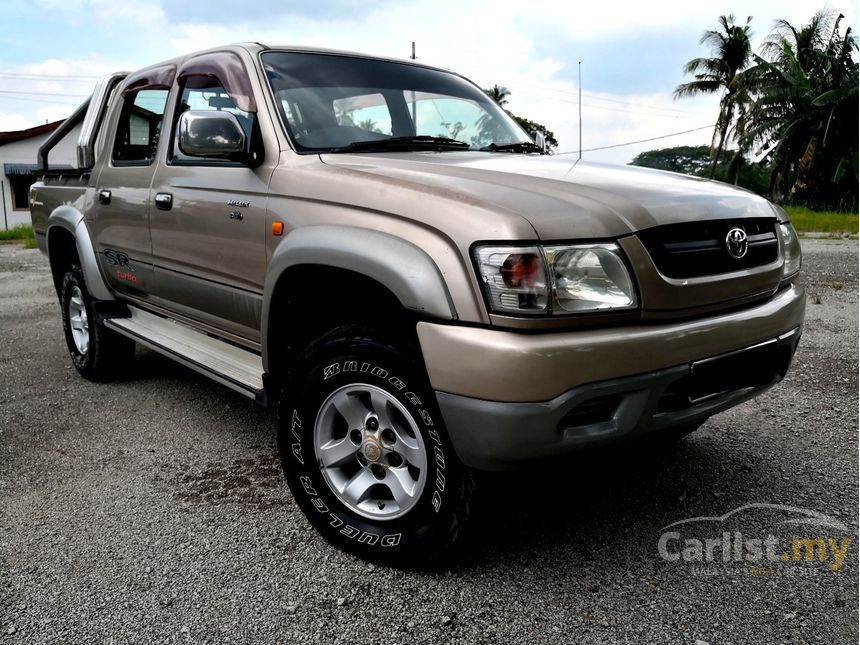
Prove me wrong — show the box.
[90,88,170,296]
[149,74,269,344]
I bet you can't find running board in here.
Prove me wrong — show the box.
[104,306,265,402]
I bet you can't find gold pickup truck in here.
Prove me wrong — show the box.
[30,43,805,563]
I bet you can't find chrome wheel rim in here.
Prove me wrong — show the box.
[68,286,89,355]
[314,383,428,521]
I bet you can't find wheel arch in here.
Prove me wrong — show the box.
[261,225,458,376]
[46,206,114,301]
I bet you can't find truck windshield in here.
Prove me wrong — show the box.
[261,51,533,153]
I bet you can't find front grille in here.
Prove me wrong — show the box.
[638,218,779,279]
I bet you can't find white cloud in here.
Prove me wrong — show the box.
[32,0,165,24]
[0,56,140,132]
[89,0,165,25]
[518,0,856,43]
[3,0,854,160]
[0,111,36,131]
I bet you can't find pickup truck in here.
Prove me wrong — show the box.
[30,43,805,563]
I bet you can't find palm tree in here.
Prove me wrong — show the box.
[484,85,510,107]
[675,15,753,178]
[736,10,858,208]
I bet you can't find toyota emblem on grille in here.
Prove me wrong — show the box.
[725,227,748,259]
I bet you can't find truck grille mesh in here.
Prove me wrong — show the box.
[637,218,779,279]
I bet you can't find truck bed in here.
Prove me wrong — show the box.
[30,174,91,246]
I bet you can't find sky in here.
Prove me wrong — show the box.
[0,0,856,164]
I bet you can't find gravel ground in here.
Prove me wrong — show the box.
[0,239,856,645]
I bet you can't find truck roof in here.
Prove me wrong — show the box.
[124,42,452,80]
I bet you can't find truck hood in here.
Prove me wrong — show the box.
[319,152,778,239]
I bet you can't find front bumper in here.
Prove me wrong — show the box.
[417,285,805,470]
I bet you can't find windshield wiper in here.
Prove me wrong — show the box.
[479,141,544,154]
[332,136,471,153]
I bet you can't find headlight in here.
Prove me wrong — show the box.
[545,244,637,312]
[779,222,802,277]
[473,243,636,315]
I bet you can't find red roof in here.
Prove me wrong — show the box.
[0,120,65,145]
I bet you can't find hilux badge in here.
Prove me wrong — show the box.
[725,227,748,259]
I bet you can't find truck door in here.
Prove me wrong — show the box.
[149,67,269,344]
[90,88,170,297]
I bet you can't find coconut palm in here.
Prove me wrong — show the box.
[484,85,510,107]
[675,15,753,178]
[736,10,858,208]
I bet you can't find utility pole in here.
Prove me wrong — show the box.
[1,181,7,231]
[578,61,582,160]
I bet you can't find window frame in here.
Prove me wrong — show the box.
[110,88,170,168]
[259,50,532,155]
[166,77,260,168]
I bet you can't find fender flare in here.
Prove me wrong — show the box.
[261,225,457,371]
[46,206,115,301]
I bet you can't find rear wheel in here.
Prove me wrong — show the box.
[60,266,135,381]
[277,325,475,564]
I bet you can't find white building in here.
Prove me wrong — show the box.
[1,120,80,230]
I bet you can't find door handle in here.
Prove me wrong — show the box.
[155,192,173,211]
[98,189,111,205]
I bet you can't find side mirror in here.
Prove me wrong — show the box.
[178,110,246,159]
[532,131,548,153]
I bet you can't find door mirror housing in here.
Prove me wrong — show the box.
[177,110,246,159]
[532,131,548,153]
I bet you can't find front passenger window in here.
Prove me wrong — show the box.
[112,89,169,165]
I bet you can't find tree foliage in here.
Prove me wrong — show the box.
[485,84,510,108]
[630,145,770,194]
[736,10,858,210]
[676,9,858,210]
[483,86,558,152]
[510,115,559,151]
[674,15,753,178]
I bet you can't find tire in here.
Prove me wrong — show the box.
[277,325,475,565]
[60,265,135,382]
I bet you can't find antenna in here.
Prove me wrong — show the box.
[410,42,417,130]
[578,61,582,160]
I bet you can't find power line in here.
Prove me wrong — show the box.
[0,72,100,81]
[556,125,713,155]
[0,94,81,105]
[452,64,702,116]
[513,88,701,119]
[0,89,89,98]
[509,79,701,116]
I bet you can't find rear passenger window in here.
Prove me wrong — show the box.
[112,89,169,165]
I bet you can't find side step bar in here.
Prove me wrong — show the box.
[104,306,266,402]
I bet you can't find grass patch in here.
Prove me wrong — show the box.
[784,206,858,235]
[0,224,34,240]
[0,224,36,248]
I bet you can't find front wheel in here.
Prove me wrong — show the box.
[277,326,475,564]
